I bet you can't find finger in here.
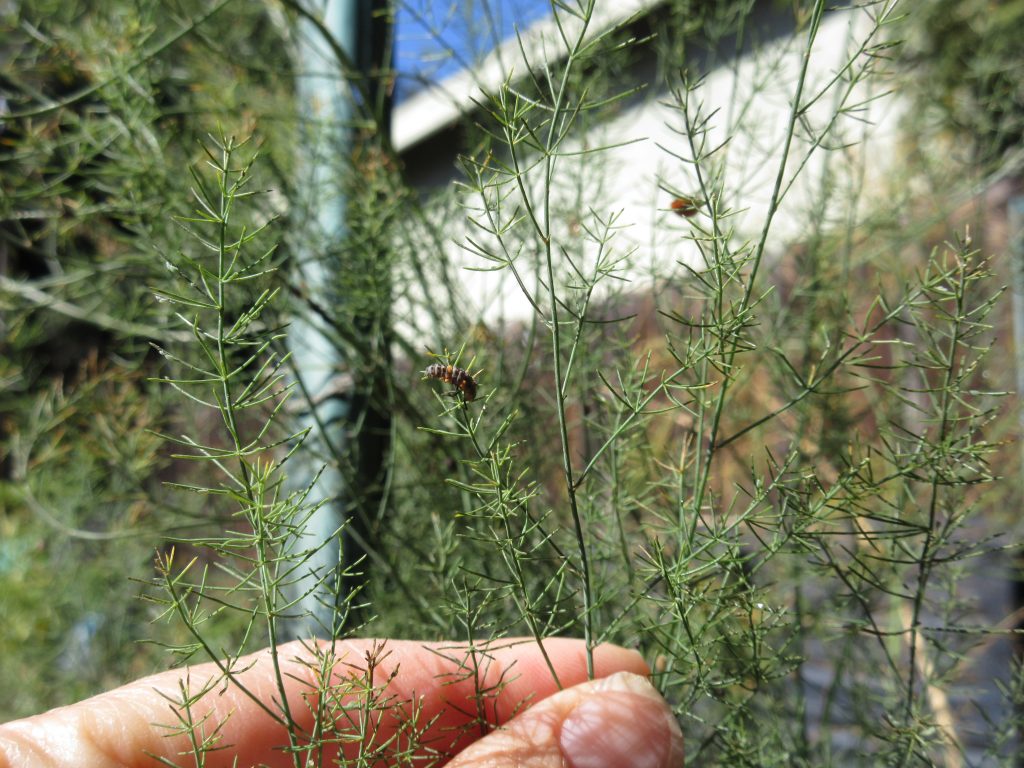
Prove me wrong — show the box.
[447,672,684,768]
[0,638,648,768]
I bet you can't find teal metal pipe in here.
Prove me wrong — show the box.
[284,0,360,639]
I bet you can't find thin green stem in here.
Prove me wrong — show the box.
[690,0,826,522]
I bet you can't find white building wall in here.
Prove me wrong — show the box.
[392,4,905,334]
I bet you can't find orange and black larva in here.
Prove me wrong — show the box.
[424,363,478,401]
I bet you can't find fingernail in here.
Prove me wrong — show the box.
[559,672,684,768]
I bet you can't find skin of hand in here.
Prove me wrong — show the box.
[0,637,683,768]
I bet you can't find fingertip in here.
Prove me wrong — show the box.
[560,673,683,768]
[592,642,651,678]
[446,671,683,768]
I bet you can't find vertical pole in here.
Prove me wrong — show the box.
[284,0,394,639]
[284,0,360,639]
[1009,194,1024,768]
[1010,196,1024,489]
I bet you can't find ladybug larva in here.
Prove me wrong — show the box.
[424,363,478,401]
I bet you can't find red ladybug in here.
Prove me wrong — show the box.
[670,197,701,217]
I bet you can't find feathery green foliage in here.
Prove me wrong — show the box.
[2,1,1020,765]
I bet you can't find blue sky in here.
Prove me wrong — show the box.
[393,0,551,102]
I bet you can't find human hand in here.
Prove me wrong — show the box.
[0,638,683,767]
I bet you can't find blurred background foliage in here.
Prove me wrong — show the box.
[0,0,299,716]
[907,0,1024,168]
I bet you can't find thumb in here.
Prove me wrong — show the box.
[447,671,684,768]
